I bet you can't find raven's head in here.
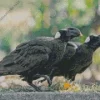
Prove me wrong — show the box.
[85,35,100,50]
[55,27,83,42]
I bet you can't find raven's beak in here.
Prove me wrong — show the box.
[79,32,83,37]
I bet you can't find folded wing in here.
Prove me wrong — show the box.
[0,42,51,74]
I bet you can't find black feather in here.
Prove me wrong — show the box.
[51,35,100,81]
[0,27,81,90]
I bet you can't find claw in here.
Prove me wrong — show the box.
[33,74,52,86]
[28,83,42,92]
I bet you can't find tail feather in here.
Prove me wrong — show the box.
[0,64,10,76]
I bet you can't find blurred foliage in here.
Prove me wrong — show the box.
[28,0,99,42]
[0,0,100,55]
[0,32,12,53]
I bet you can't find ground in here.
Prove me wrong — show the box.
[0,75,100,92]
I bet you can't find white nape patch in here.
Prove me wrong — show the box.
[55,32,61,39]
[62,29,66,31]
[68,41,78,49]
[93,34,98,36]
[91,34,98,37]
[85,36,90,43]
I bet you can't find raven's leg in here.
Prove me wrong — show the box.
[71,76,75,81]
[67,73,76,81]
[49,68,56,80]
[26,76,42,92]
[37,68,56,86]
[20,73,42,91]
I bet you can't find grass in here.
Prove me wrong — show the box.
[0,75,100,92]
[50,81,100,92]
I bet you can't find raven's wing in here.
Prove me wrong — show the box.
[0,42,51,75]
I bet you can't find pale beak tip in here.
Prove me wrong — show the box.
[80,32,83,37]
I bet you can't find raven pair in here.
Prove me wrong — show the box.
[0,27,100,91]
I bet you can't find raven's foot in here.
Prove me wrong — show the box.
[39,75,52,86]
[34,74,52,86]
[28,83,42,92]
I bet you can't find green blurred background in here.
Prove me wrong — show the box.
[0,0,100,84]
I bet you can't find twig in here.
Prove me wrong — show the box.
[0,1,20,21]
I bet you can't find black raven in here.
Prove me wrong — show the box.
[51,35,100,81]
[0,27,82,91]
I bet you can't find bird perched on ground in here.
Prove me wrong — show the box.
[51,35,100,81]
[0,27,82,91]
